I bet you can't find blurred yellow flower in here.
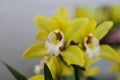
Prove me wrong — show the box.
[74,7,109,23]
[109,48,120,72]
[75,5,120,24]
[110,63,120,73]
[110,5,120,23]
[109,48,120,80]
[83,67,99,77]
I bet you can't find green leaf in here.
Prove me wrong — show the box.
[44,63,53,80]
[60,76,74,80]
[86,77,99,80]
[0,60,27,80]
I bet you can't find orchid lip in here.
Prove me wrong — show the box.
[45,30,64,57]
[84,33,100,59]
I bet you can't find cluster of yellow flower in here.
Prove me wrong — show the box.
[75,5,120,24]
[22,7,120,80]
[75,5,120,80]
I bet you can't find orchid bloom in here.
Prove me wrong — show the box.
[69,18,120,68]
[22,7,88,69]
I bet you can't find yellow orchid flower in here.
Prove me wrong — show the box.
[69,18,120,65]
[29,56,73,80]
[22,6,87,68]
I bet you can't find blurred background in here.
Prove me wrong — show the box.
[0,0,120,80]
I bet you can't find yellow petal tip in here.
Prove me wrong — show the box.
[106,21,114,26]
[21,52,28,59]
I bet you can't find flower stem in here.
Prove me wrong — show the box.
[72,65,85,80]
[72,65,81,80]
[74,66,80,80]
[86,77,98,80]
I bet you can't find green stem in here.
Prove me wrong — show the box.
[73,65,80,80]
[72,65,85,80]
[86,77,98,80]
[74,67,80,80]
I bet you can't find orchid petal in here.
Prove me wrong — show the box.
[55,7,70,21]
[83,67,99,77]
[34,16,52,32]
[61,46,85,67]
[66,18,89,46]
[22,43,48,59]
[78,20,96,43]
[35,31,48,40]
[28,75,44,80]
[94,21,113,40]
[99,45,120,63]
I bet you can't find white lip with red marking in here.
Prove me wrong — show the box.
[84,33,100,59]
[45,30,64,57]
